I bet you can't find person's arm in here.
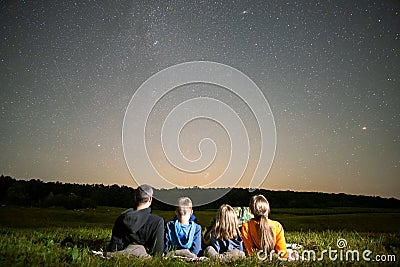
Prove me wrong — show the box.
[240,221,255,255]
[164,221,172,253]
[239,237,245,252]
[152,217,165,255]
[274,222,288,258]
[108,234,123,251]
[190,223,202,255]
[209,233,221,254]
[108,216,124,251]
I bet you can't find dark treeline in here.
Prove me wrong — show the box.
[1,175,399,210]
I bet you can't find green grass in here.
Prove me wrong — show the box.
[0,205,399,266]
[1,227,398,266]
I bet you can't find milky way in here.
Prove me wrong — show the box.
[0,0,399,198]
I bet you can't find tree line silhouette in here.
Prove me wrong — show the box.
[0,175,399,210]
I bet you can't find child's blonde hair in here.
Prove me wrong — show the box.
[249,195,274,253]
[176,197,193,216]
[210,204,240,240]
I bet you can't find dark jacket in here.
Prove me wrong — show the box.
[108,207,164,255]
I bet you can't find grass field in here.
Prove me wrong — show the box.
[0,205,399,266]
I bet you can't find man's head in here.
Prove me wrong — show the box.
[134,184,153,209]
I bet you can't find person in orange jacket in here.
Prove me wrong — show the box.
[240,195,288,258]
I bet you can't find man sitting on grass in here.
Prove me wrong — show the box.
[165,197,202,258]
[107,184,164,258]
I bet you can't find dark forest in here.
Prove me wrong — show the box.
[1,175,398,210]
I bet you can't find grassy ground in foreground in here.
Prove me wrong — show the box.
[0,227,398,266]
[0,206,399,266]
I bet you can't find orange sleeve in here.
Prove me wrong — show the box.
[241,221,256,255]
[273,221,288,258]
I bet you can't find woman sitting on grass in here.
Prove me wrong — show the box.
[203,204,245,261]
[241,195,288,259]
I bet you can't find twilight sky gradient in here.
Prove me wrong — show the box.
[0,0,399,198]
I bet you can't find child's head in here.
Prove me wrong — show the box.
[249,194,270,218]
[176,197,193,222]
[212,204,240,240]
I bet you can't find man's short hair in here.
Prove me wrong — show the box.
[176,197,192,216]
[134,184,153,205]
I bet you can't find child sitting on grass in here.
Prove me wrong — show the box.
[165,197,202,258]
[203,204,245,261]
[241,195,289,259]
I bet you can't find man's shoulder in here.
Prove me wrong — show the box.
[121,208,134,215]
[114,208,134,221]
[119,207,146,217]
[118,208,152,222]
[148,213,164,223]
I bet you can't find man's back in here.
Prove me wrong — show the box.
[109,207,164,254]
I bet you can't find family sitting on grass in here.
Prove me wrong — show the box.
[106,184,297,262]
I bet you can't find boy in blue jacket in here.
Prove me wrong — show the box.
[165,197,202,258]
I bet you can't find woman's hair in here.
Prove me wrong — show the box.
[210,204,240,240]
[249,195,275,253]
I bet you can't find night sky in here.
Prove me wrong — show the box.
[1,0,399,198]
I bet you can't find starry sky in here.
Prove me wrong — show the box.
[1,0,399,198]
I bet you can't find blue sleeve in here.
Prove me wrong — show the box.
[210,234,221,253]
[190,214,196,222]
[190,223,202,255]
[239,239,244,252]
[164,221,173,253]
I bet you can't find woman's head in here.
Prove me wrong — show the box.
[213,204,240,240]
[249,194,270,218]
[249,195,274,252]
